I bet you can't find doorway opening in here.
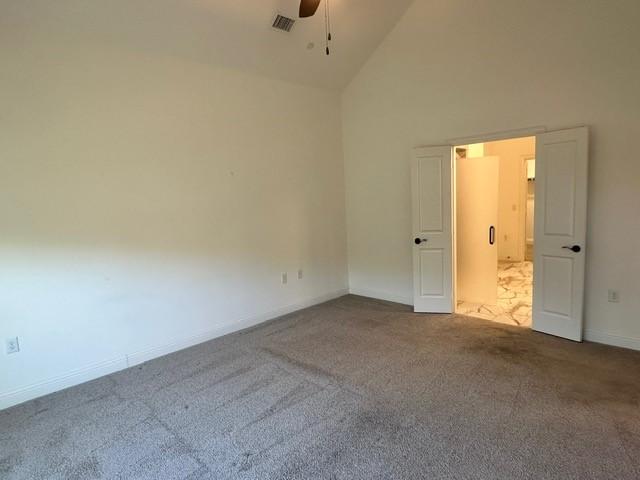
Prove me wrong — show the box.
[411,127,587,340]
[454,137,535,327]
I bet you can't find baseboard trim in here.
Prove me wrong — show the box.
[0,288,348,411]
[0,357,128,411]
[348,287,413,306]
[584,329,640,351]
[6,290,635,410]
[126,288,349,367]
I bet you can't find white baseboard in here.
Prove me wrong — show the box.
[126,288,348,367]
[349,288,640,353]
[584,329,640,351]
[5,289,635,410]
[0,289,348,411]
[348,287,413,306]
[0,357,128,411]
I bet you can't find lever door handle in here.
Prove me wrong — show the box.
[414,238,428,245]
[562,245,581,253]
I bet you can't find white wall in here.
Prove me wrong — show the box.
[484,137,536,261]
[342,0,640,349]
[0,29,347,407]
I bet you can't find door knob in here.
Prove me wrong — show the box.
[562,245,581,253]
[414,238,428,245]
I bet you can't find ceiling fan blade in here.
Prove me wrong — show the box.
[299,0,321,18]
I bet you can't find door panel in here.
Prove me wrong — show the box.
[419,249,445,296]
[533,127,588,341]
[456,156,499,305]
[540,255,574,316]
[412,146,453,313]
[543,142,576,235]
[418,159,443,231]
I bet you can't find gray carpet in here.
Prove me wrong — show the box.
[2,295,640,479]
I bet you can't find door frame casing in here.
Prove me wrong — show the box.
[521,155,536,260]
[447,126,547,147]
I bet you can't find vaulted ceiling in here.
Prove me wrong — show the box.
[3,0,414,90]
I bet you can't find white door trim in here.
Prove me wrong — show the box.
[520,154,536,261]
[447,126,547,146]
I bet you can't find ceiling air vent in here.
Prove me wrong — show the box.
[272,14,295,33]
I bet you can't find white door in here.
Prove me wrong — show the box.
[456,156,499,305]
[411,146,454,313]
[533,127,588,341]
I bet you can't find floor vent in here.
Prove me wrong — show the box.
[272,14,295,33]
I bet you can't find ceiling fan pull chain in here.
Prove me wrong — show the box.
[324,0,330,55]
[327,0,332,42]
[299,0,332,55]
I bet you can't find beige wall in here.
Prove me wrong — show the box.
[0,30,348,407]
[484,137,536,261]
[342,0,640,349]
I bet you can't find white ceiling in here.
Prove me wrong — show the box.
[3,0,414,90]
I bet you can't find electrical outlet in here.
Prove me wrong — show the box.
[6,337,20,354]
[297,269,303,280]
[281,272,288,285]
[608,289,620,303]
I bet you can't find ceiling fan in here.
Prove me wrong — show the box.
[299,0,321,18]
[298,0,333,55]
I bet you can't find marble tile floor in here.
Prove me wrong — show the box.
[456,260,533,327]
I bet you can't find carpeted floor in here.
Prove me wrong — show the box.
[2,295,640,479]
